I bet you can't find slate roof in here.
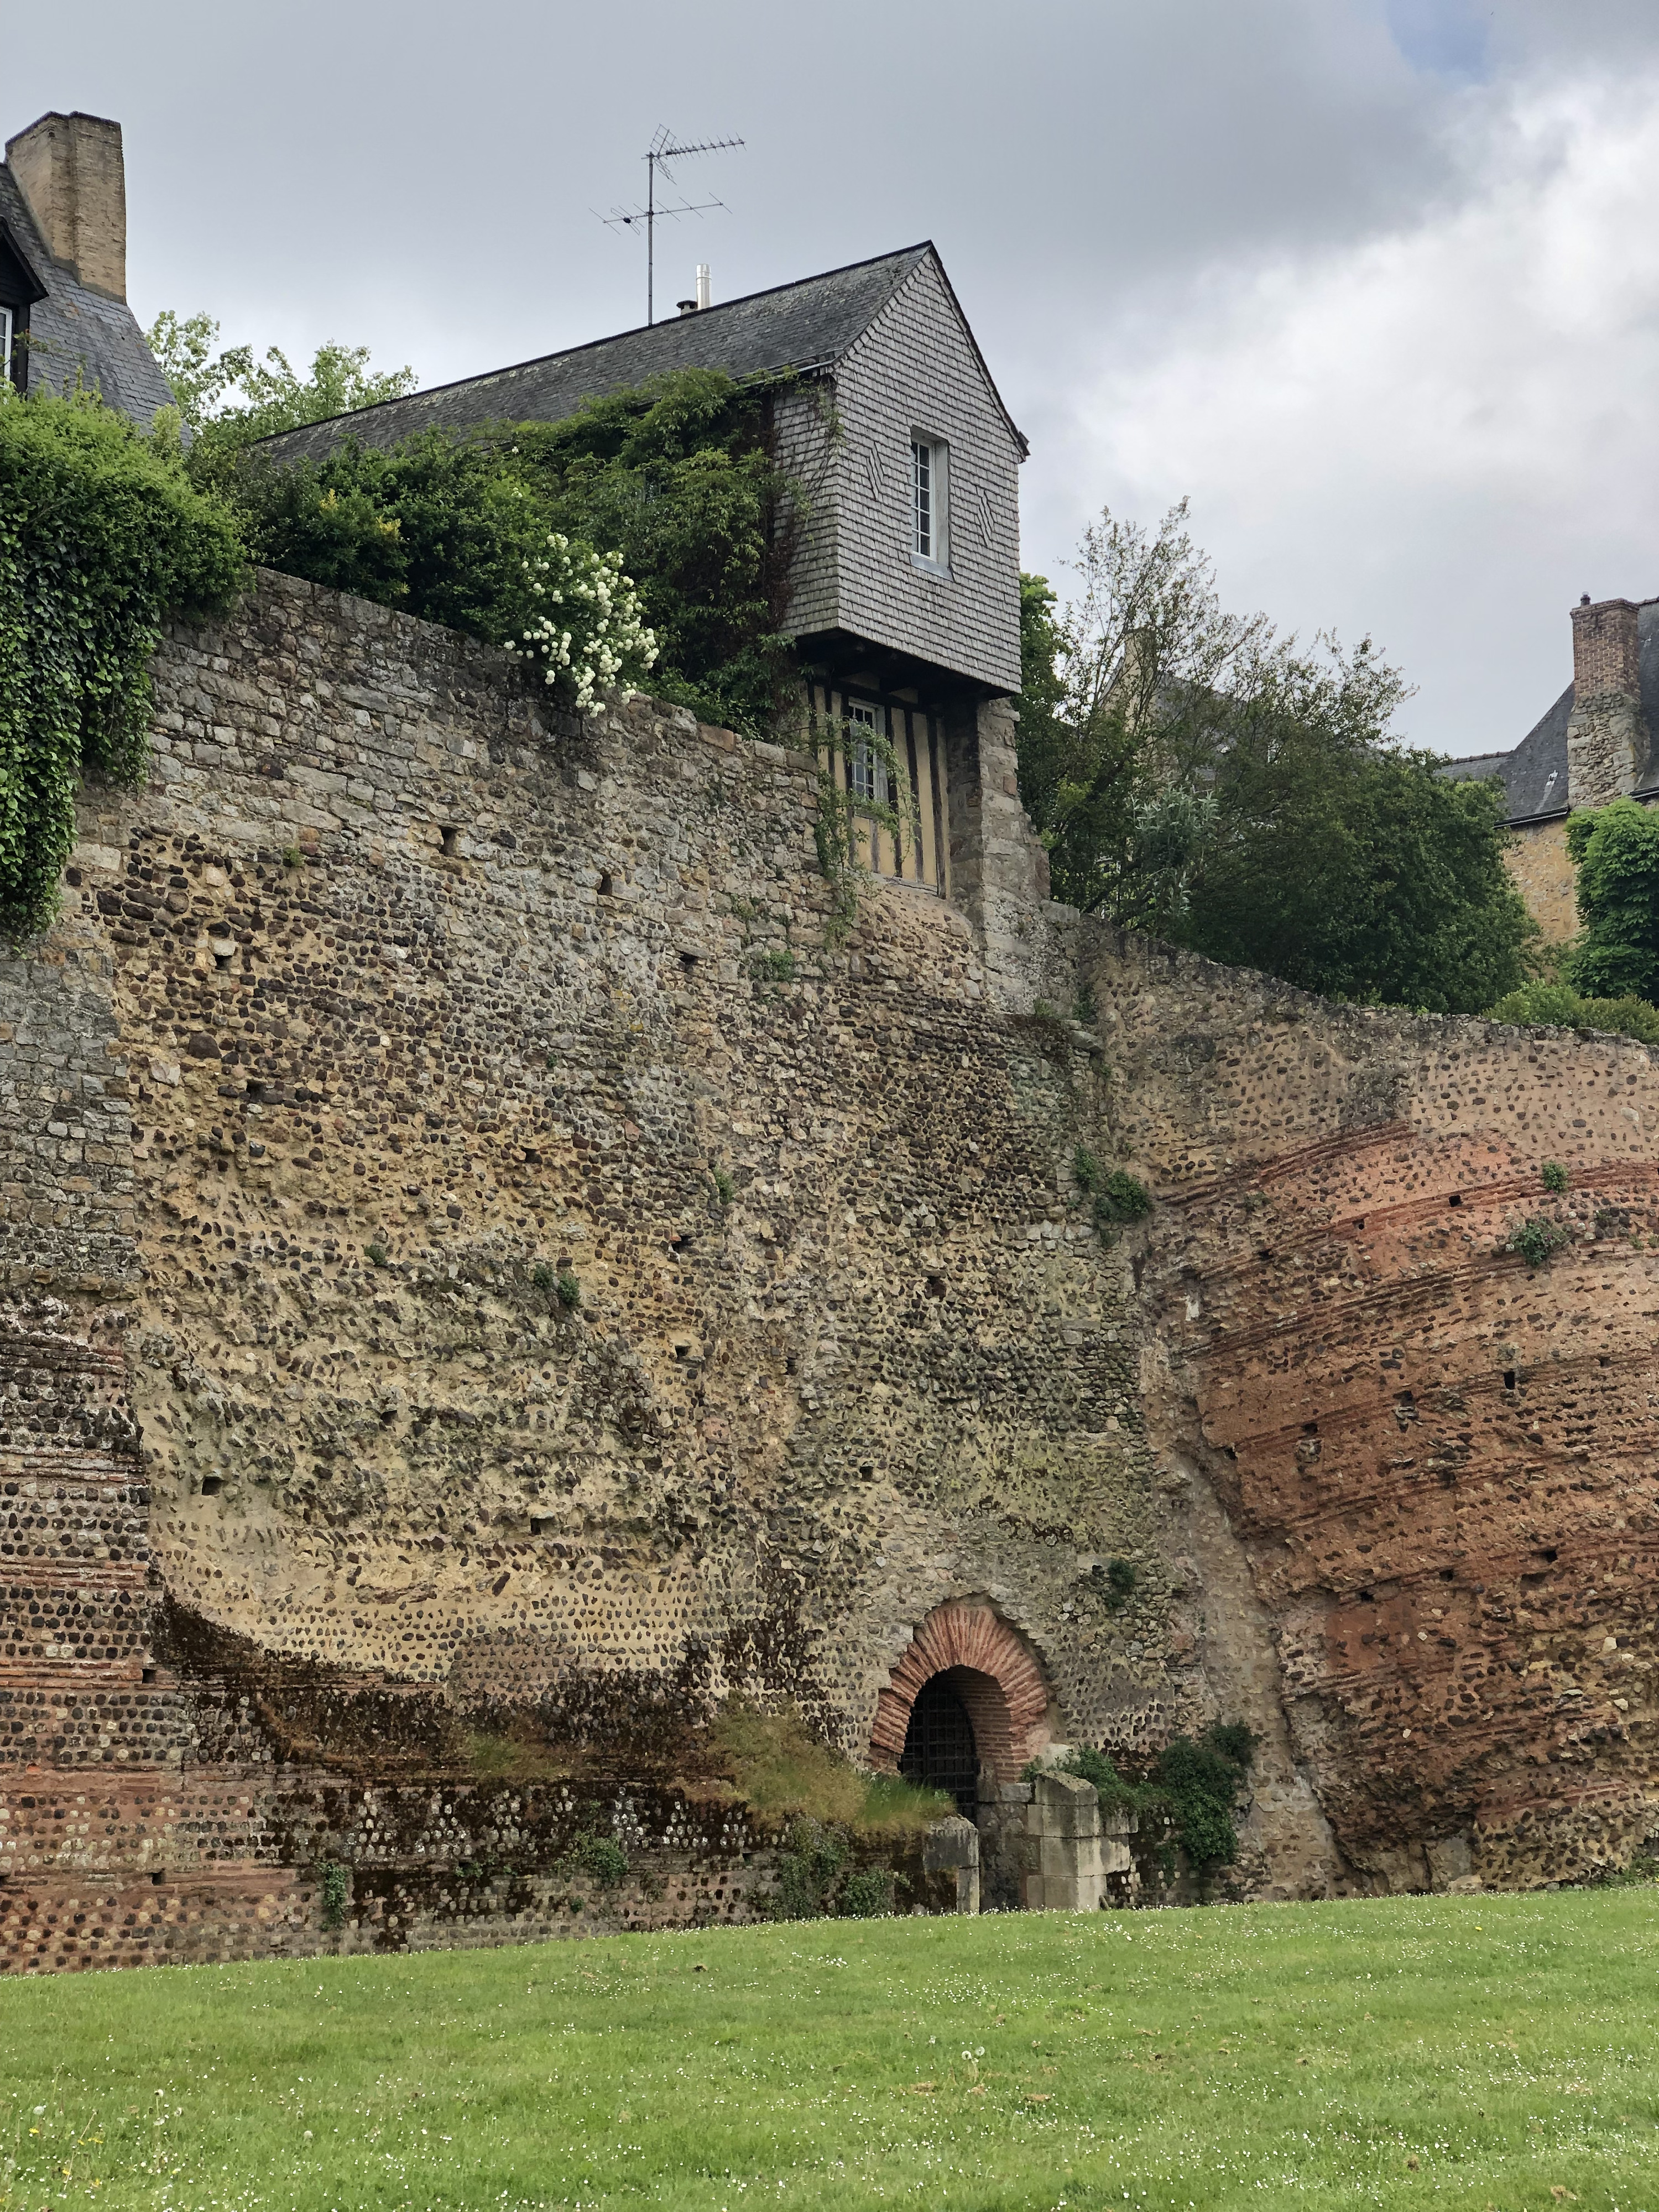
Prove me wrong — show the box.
[0,160,175,425]
[259,242,1026,466]
[1441,599,1659,822]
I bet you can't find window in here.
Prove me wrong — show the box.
[848,698,886,802]
[0,305,12,385]
[911,436,950,573]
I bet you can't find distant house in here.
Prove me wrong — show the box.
[0,111,174,423]
[262,246,1029,897]
[1443,594,1659,941]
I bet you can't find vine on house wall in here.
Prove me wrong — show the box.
[0,393,244,941]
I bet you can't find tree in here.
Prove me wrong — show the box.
[1016,501,1537,1012]
[147,310,417,448]
[1564,799,1659,1001]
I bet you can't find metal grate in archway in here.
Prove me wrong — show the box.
[898,1671,979,1819]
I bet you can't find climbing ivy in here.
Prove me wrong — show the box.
[0,393,244,941]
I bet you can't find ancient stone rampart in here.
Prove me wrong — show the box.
[3,571,1656,1970]
[0,573,1218,1966]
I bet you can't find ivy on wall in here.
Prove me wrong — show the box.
[0,394,244,941]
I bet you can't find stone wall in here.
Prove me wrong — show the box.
[0,572,1235,1967]
[1088,926,1659,1895]
[5,570,1658,1973]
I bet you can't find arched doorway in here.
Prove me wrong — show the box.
[871,1600,1052,1793]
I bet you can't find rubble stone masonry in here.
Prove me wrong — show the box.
[2,571,1655,1969]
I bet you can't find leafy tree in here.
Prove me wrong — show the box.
[1564,799,1659,1001]
[0,390,244,939]
[1017,500,1536,1011]
[147,310,416,447]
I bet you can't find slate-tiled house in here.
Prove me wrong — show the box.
[1444,594,1659,940]
[1,111,174,423]
[264,246,1029,896]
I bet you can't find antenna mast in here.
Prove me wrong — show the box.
[600,127,744,325]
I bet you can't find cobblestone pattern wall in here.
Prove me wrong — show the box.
[1087,926,1659,1893]
[0,572,1234,1967]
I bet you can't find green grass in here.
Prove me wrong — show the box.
[1,1888,1656,2210]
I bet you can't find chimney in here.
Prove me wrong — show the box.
[6,111,127,300]
[676,296,698,316]
[1566,595,1645,809]
[1571,594,1640,705]
[696,263,712,311]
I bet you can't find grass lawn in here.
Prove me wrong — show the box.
[1,1887,1655,2212]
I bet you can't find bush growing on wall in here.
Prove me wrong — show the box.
[0,392,244,941]
[162,318,811,735]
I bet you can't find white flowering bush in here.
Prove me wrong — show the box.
[509,533,657,714]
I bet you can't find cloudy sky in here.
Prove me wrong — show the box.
[12,0,1659,754]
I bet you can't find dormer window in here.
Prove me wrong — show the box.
[0,304,12,384]
[911,436,950,576]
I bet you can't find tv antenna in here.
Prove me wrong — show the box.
[599,126,744,326]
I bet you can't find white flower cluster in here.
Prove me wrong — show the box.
[508,534,658,716]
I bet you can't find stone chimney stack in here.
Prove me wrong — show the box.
[1566,595,1645,810]
[5,111,127,301]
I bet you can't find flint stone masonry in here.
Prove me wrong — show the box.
[3,569,1658,1970]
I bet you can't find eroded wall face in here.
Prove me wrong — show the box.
[1091,928,1659,1893]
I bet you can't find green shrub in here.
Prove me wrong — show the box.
[839,1865,897,1918]
[750,947,797,985]
[1540,1160,1569,1193]
[0,392,244,940]
[1100,1170,1152,1222]
[365,1241,389,1267]
[319,1860,350,1931]
[531,1261,556,1292]
[1073,1145,1101,1193]
[1058,1721,1256,1875]
[1490,981,1659,1048]
[1503,1215,1572,1269]
[1103,1557,1138,1608]
[555,1269,581,1310]
[771,1819,849,1921]
[709,1166,735,1207]
[573,1832,629,1887]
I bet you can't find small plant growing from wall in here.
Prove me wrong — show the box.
[1073,1145,1102,1194]
[1503,1215,1572,1269]
[838,1865,898,1918]
[572,1831,629,1887]
[365,1241,390,1268]
[1092,1167,1153,1241]
[1103,1557,1138,1609]
[749,947,798,987]
[319,1859,350,1931]
[532,1261,557,1293]
[555,1269,582,1310]
[1541,1160,1569,1194]
[709,1165,735,1208]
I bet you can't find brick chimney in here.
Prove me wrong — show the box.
[5,111,127,301]
[1566,594,1645,810]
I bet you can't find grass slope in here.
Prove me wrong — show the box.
[1,1889,1655,2211]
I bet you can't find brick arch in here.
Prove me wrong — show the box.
[869,1601,1051,1783]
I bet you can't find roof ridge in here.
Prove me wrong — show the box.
[255,241,936,450]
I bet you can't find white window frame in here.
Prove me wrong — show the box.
[847,698,887,804]
[910,434,950,577]
[0,306,13,386]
